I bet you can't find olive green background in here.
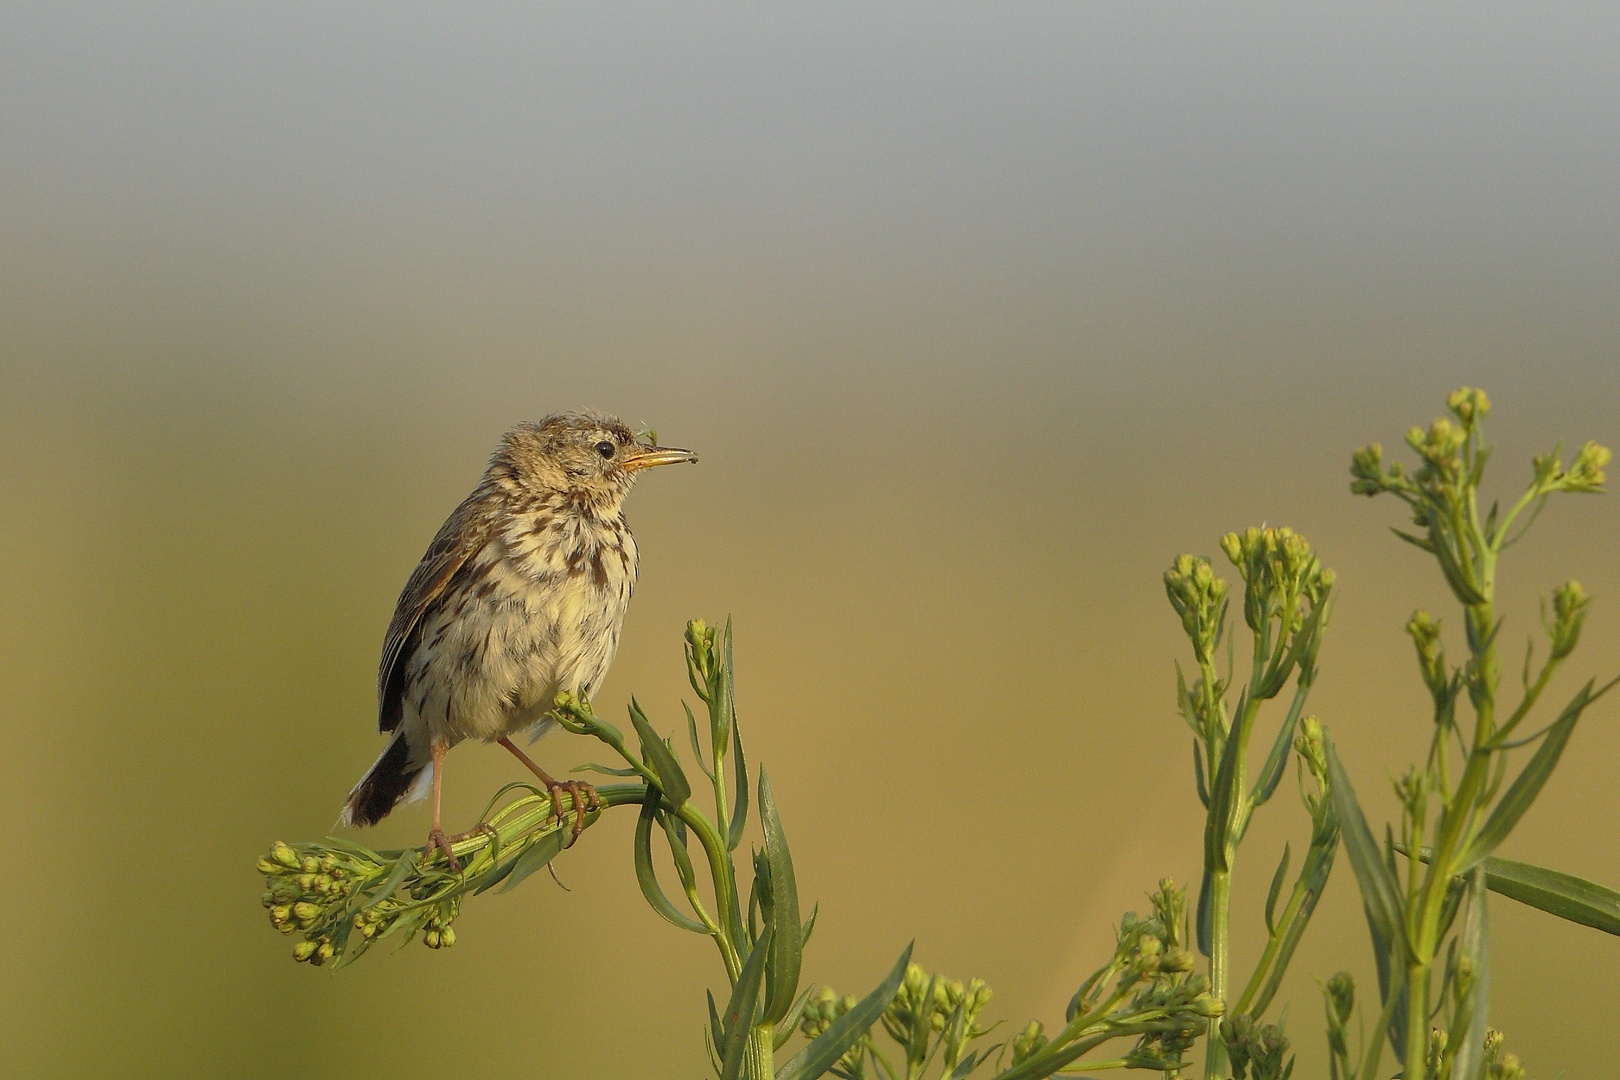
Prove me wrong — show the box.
[3,5,1618,1077]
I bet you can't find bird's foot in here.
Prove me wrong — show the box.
[543,779,600,847]
[424,823,499,873]
[424,827,462,873]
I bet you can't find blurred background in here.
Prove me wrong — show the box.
[3,4,1618,1077]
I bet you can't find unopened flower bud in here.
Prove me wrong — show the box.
[270,842,300,869]
[423,930,442,949]
[316,941,334,961]
[292,941,317,962]
[1546,580,1591,659]
[256,858,281,876]
[292,902,320,925]
[1161,947,1195,973]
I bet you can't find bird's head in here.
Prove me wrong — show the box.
[496,412,697,508]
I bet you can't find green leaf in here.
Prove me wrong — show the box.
[571,761,643,777]
[633,787,707,933]
[1265,843,1291,935]
[758,770,804,1026]
[729,708,751,852]
[361,850,417,911]
[1450,867,1489,1080]
[707,991,725,1074]
[1248,840,1336,1019]
[628,697,691,808]
[776,942,913,1080]
[1196,865,1213,958]
[801,902,819,951]
[1251,686,1306,806]
[685,700,717,781]
[1482,854,1620,935]
[1461,681,1590,870]
[774,983,818,1051]
[494,828,569,895]
[1324,738,1405,962]
[1207,717,1245,873]
[1192,739,1210,809]
[658,807,700,893]
[720,927,773,1080]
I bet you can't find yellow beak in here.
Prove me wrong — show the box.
[623,444,698,470]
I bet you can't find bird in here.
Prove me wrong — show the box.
[338,411,697,870]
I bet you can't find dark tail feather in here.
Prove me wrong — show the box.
[339,731,423,827]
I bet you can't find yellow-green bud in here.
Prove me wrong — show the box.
[292,941,317,962]
[261,890,276,909]
[1161,947,1195,973]
[256,857,281,876]
[316,941,334,961]
[424,930,442,949]
[292,902,320,924]
[269,904,291,925]
[1564,440,1611,492]
[1447,386,1490,428]
[271,842,300,869]
[1546,580,1591,659]
[319,854,338,873]
[439,927,455,948]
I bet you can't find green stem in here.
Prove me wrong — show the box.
[747,1022,775,1079]
[1403,959,1432,1080]
[1203,868,1232,1080]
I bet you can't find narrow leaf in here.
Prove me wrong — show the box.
[729,708,751,851]
[708,991,726,1072]
[628,697,691,808]
[774,983,817,1050]
[361,851,417,911]
[1265,843,1292,935]
[1252,686,1307,806]
[633,788,707,933]
[1193,739,1210,809]
[1461,682,1589,870]
[1248,841,1336,1019]
[775,943,913,1080]
[571,762,642,777]
[685,699,716,781]
[801,902,819,950]
[720,929,773,1080]
[759,770,804,1026]
[1324,738,1405,958]
[1196,866,1213,958]
[1482,854,1620,935]
[1207,721,1245,873]
[494,829,569,894]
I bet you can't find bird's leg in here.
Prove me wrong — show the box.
[498,736,599,847]
[425,738,463,873]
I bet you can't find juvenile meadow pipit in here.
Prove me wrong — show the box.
[339,412,696,868]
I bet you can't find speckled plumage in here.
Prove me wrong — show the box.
[340,412,695,829]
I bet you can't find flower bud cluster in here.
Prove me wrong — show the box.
[259,842,373,966]
[1220,1014,1293,1080]
[1009,1020,1047,1066]
[799,987,865,1074]
[1322,971,1354,1059]
[1164,554,1230,665]
[1221,527,1332,634]
[1406,610,1451,705]
[259,839,463,966]
[1481,1029,1526,1080]
[880,964,994,1053]
[685,618,718,702]
[1543,580,1591,660]
[1446,387,1491,430]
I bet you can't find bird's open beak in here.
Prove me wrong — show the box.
[623,444,698,470]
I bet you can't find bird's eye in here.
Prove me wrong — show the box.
[595,440,616,459]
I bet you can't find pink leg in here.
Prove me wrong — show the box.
[424,739,462,872]
[498,737,599,847]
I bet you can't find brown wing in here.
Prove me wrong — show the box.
[377,482,503,732]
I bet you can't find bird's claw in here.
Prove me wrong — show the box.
[544,779,600,847]
[425,827,462,873]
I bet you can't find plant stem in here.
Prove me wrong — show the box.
[1203,867,1232,1080]
[748,1022,775,1079]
